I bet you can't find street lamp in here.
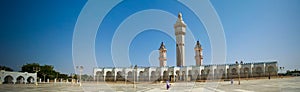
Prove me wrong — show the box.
[33,67,40,85]
[42,73,47,82]
[133,65,137,88]
[76,66,84,86]
[236,61,243,85]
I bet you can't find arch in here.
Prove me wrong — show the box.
[201,69,205,75]
[150,71,157,81]
[139,71,144,81]
[244,67,250,78]
[194,70,199,80]
[96,71,104,81]
[267,66,275,73]
[182,71,186,81]
[4,75,14,84]
[188,70,192,81]
[206,69,211,75]
[27,76,35,84]
[231,68,237,75]
[116,71,124,81]
[200,69,205,80]
[219,69,224,78]
[163,71,169,81]
[219,69,224,74]
[127,71,133,81]
[267,66,276,76]
[255,67,263,77]
[175,70,180,81]
[105,71,113,81]
[16,76,25,84]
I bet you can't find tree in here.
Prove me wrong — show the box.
[21,63,60,80]
[0,65,14,71]
[21,63,40,73]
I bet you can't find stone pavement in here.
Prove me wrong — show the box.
[1,77,300,92]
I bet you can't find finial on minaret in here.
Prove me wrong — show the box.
[196,40,201,48]
[159,42,166,50]
[175,12,186,28]
[178,12,182,20]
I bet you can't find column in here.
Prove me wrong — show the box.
[103,74,106,82]
[114,72,117,82]
[148,71,151,82]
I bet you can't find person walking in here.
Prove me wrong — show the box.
[166,80,170,90]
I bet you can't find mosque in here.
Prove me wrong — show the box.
[93,13,278,82]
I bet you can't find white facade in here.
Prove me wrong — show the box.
[94,61,278,82]
[0,70,37,84]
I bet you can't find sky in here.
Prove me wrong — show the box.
[0,0,299,74]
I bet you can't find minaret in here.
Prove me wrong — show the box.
[159,42,167,67]
[174,12,186,67]
[194,41,203,66]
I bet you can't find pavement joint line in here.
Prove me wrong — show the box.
[233,89,254,92]
[204,86,225,92]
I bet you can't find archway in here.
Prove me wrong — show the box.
[182,71,186,81]
[127,71,133,81]
[4,75,14,84]
[150,71,157,81]
[163,71,169,81]
[139,71,144,81]
[27,76,35,84]
[231,68,237,75]
[244,67,250,78]
[16,76,25,84]
[193,70,199,80]
[219,69,224,79]
[188,70,192,81]
[105,71,113,81]
[116,71,124,81]
[201,69,205,80]
[206,69,211,79]
[96,71,104,81]
[256,67,263,77]
[268,66,275,76]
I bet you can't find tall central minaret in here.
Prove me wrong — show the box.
[174,13,186,67]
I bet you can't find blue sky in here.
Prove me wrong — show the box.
[0,0,299,74]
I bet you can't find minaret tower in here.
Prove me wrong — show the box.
[195,41,203,66]
[159,42,167,67]
[174,12,186,67]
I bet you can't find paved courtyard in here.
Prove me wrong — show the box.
[1,77,299,92]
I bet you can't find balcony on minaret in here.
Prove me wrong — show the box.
[194,41,202,51]
[174,12,186,36]
[174,12,186,28]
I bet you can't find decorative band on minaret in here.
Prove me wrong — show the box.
[195,41,203,66]
[159,42,167,67]
[174,12,186,67]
